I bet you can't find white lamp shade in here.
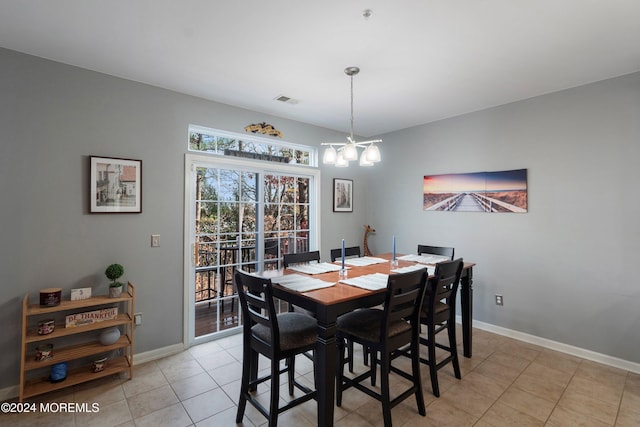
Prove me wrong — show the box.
[335,151,349,167]
[322,146,337,164]
[343,142,358,161]
[359,151,374,166]
[366,143,381,162]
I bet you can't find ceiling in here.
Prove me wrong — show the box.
[2,1,640,137]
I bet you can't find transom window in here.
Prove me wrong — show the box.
[189,125,316,166]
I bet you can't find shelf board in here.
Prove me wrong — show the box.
[27,291,132,316]
[24,335,131,371]
[22,356,132,400]
[25,314,131,343]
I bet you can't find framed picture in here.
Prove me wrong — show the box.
[423,168,527,213]
[333,178,353,212]
[90,156,142,213]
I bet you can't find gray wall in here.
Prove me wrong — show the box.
[2,46,639,393]
[366,71,640,364]
[0,47,370,391]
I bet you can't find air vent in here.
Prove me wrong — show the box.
[274,95,298,105]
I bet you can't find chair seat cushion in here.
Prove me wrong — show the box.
[337,308,410,342]
[252,312,317,352]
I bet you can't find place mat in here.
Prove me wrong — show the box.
[341,256,388,267]
[287,262,344,275]
[398,253,450,264]
[391,264,435,275]
[272,274,336,292]
[340,273,389,291]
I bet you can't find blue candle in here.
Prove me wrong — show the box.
[392,235,396,261]
[341,239,345,269]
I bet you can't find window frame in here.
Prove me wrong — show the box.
[188,124,318,167]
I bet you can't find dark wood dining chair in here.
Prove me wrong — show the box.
[283,250,321,268]
[235,270,317,427]
[330,245,361,262]
[336,269,428,427]
[417,244,455,260]
[418,258,464,397]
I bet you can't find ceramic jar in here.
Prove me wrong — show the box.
[99,327,121,346]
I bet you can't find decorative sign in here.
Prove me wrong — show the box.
[244,122,283,138]
[65,307,118,327]
[71,288,92,301]
[423,169,528,213]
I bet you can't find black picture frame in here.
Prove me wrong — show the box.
[90,156,142,213]
[333,178,353,212]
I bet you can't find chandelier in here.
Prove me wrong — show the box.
[321,67,382,167]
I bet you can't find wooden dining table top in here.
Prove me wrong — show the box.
[264,253,475,306]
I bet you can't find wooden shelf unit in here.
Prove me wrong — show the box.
[19,282,135,401]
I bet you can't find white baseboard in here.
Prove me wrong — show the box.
[133,343,186,365]
[466,317,640,375]
[0,343,187,402]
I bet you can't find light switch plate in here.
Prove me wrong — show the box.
[151,234,160,247]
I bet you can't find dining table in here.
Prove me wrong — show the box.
[265,252,475,427]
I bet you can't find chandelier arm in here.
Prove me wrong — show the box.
[354,139,382,146]
[321,139,381,147]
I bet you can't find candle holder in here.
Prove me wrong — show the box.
[35,344,54,361]
[338,268,348,280]
[390,259,399,268]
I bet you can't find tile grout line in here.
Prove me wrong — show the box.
[469,346,529,426]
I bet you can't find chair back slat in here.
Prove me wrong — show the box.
[417,244,455,260]
[243,289,271,328]
[330,246,361,262]
[383,269,428,335]
[283,251,321,268]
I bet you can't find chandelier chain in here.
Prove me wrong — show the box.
[350,74,355,140]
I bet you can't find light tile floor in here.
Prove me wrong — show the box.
[4,327,640,426]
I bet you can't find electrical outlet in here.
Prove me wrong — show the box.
[151,234,160,247]
[134,313,142,325]
[495,294,503,306]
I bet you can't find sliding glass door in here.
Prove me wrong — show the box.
[185,154,319,345]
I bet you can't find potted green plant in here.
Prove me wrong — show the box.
[105,263,124,298]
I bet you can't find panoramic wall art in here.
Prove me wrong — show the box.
[423,169,527,213]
